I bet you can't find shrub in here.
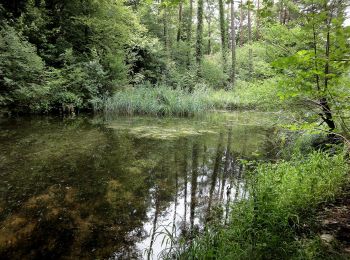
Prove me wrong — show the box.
[202,54,228,89]
[235,42,276,81]
[0,24,46,110]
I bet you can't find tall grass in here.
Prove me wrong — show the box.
[103,79,283,116]
[175,150,349,259]
[104,85,213,116]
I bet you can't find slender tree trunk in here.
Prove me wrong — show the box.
[81,0,89,52]
[283,7,288,24]
[255,0,260,40]
[231,0,236,86]
[161,0,169,52]
[320,98,335,131]
[239,0,244,46]
[312,23,320,92]
[311,3,335,131]
[324,4,331,90]
[248,1,253,79]
[227,2,231,50]
[322,3,335,131]
[208,19,212,54]
[248,1,252,43]
[279,2,283,24]
[206,0,213,55]
[219,0,227,71]
[177,1,183,42]
[187,0,194,66]
[196,0,204,75]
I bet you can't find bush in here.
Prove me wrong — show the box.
[0,24,46,110]
[0,26,119,113]
[202,54,228,89]
[235,42,276,81]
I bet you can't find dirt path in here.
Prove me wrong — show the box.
[317,187,350,257]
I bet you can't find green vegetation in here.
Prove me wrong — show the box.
[0,0,140,112]
[1,0,348,127]
[103,78,283,115]
[103,85,211,116]
[0,0,350,259]
[175,147,349,259]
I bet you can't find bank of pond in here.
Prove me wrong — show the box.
[0,111,348,259]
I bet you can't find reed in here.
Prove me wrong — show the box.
[104,85,213,116]
[103,78,284,116]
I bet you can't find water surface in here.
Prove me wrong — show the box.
[0,112,279,259]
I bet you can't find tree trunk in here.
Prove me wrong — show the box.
[320,98,335,131]
[248,1,253,79]
[161,0,169,52]
[312,23,320,92]
[227,2,231,50]
[239,0,244,46]
[311,2,335,132]
[196,0,204,75]
[255,0,260,40]
[208,19,212,54]
[177,1,183,42]
[321,3,335,131]
[231,0,236,87]
[283,7,288,25]
[205,0,213,55]
[279,2,283,24]
[187,0,194,67]
[219,0,227,71]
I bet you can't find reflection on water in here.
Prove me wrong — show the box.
[0,112,278,259]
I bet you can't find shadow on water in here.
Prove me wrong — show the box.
[0,112,281,259]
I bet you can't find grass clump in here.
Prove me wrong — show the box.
[176,149,349,259]
[103,78,284,116]
[103,84,213,116]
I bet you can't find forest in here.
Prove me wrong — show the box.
[0,0,350,259]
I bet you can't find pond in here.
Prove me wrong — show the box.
[0,111,281,259]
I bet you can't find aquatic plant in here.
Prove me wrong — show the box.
[103,80,283,116]
[103,84,213,116]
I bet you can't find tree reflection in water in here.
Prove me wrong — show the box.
[0,112,276,259]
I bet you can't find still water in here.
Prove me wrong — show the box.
[0,111,279,259]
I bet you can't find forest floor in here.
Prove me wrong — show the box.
[314,185,350,258]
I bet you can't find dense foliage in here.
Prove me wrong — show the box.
[0,0,141,111]
[1,0,349,129]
